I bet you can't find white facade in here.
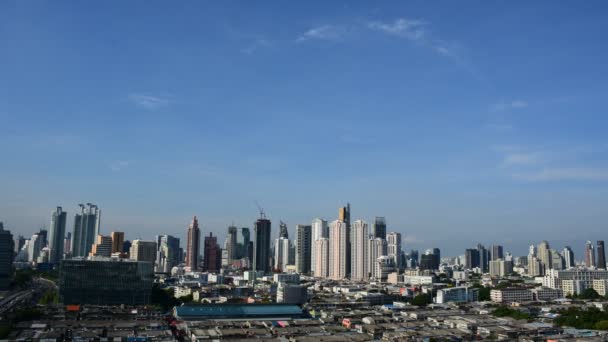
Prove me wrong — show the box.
[367,238,387,280]
[350,220,368,281]
[314,238,329,278]
[543,268,608,295]
[490,288,534,303]
[436,286,479,304]
[329,220,348,280]
[375,255,394,282]
[386,232,402,269]
[274,237,292,272]
[310,218,328,274]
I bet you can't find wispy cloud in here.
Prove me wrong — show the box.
[492,100,528,112]
[296,25,347,42]
[109,160,132,172]
[503,152,542,166]
[367,18,427,41]
[512,168,608,182]
[128,94,170,109]
[241,38,272,55]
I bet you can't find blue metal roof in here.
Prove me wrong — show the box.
[174,304,304,318]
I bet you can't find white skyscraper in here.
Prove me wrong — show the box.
[329,220,348,280]
[274,237,292,272]
[350,220,368,281]
[368,238,387,280]
[310,218,328,274]
[314,238,329,278]
[387,232,402,269]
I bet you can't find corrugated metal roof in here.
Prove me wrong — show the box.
[175,304,304,317]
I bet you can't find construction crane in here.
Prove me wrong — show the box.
[255,201,266,219]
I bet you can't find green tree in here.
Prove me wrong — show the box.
[595,320,608,330]
[580,288,601,300]
[39,289,59,305]
[412,293,430,307]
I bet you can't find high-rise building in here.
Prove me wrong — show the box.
[90,235,112,257]
[407,250,419,268]
[489,259,513,277]
[387,232,402,269]
[295,224,312,274]
[203,233,221,273]
[37,229,48,248]
[0,223,14,290]
[585,241,596,268]
[420,249,439,270]
[130,240,157,263]
[597,241,606,270]
[338,204,351,276]
[375,255,395,282]
[368,237,387,280]
[314,238,329,278]
[225,226,238,264]
[372,217,387,240]
[478,244,489,273]
[491,245,504,261]
[551,249,564,270]
[279,221,289,239]
[123,240,132,257]
[464,249,480,270]
[49,207,67,265]
[562,246,575,269]
[111,231,125,254]
[28,233,44,263]
[64,232,71,256]
[537,241,552,274]
[254,216,272,274]
[186,216,201,271]
[274,237,292,272]
[310,218,328,274]
[236,227,252,261]
[71,203,101,257]
[350,220,368,281]
[329,220,348,280]
[155,234,180,273]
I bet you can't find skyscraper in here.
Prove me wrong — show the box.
[64,232,71,256]
[49,206,67,265]
[0,223,14,290]
[387,232,402,269]
[186,216,201,271]
[314,238,329,278]
[597,241,606,270]
[279,221,289,239]
[236,227,251,261]
[310,218,328,274]
[225,226,238,263]
[156,234,180,272]
[537,241,551,274]
[585,241,596,268]
[28,233,44,263]
[90,235,112,257]
[71,203,101,257]
[350,220,368,281]
[130,240,157,263]
[368,237,387,280]
[562,246,575,269]
[329,219,348,280]
[295,224,312,274]
[372,217,387,240]
[464,248,480,270]
[490,245,504,261]
[111,231,125,254]
[203,233,221,273]
[477,244,489,273]
[254,216,272,274]
[338,203,351,276]
[274,237,292,272]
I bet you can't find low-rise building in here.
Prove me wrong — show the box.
[277,283,308,304]
[436,286,479,304]
[490,288,533,303]
[531,287,563,301]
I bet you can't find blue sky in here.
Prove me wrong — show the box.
[1,1,608,257]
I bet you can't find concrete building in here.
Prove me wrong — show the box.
[368,238,387,280]
[71,203,101,258]
[111,231,124,254]
[314,238,329,278]
[489,259,513,277]
[48,207,67,265]
[338,204,351,277]
[273,273,300,284]
[130,240,157,263]
[90,235,112,257]
[310,218,328,275]
[537,241,551,275]
[375,255,395,282]
[597,240,606,270]
[543,268,608,296]
[387,232,402,269]
[531,287,563,301]
[585,241,595,268]
[329,220,348,280]
[277,283,308,304]
[225,226,238,264]
[350,219,368,281]
[372,216,386,240]
[436,286,479,304]
[490,288,534,303]
[274,237,292,272]
[490,245,504,261]
[203,233,221,273]
[156,234,180,273]
[295,224,311,274]
[562,246,575,269]
[186,216,201,271]
[0,223,14,290]
[592,279,608,296]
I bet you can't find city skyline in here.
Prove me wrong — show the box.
[2,2,608,256]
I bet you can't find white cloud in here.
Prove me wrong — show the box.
[367,18,427,41]
[512,168,608,182]
[128,94,170,109]
[296,25,346,42]
[492,100,528,112]
[109,160,131,172]
[503,152,541,166]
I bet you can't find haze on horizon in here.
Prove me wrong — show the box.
[1,1,608,257]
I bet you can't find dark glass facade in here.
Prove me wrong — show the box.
[59,258,153,305]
